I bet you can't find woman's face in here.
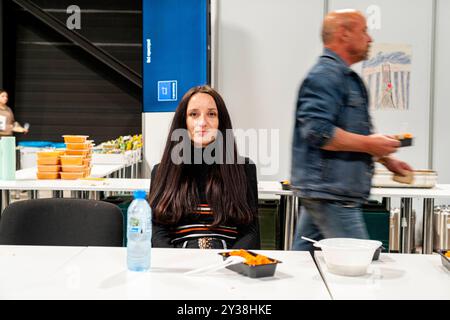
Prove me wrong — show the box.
[186,93,219,147]
[0,92,8,105]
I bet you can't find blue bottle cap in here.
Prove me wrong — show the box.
[133,190,147,199]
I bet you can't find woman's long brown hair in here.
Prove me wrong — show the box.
[149,86,256,226]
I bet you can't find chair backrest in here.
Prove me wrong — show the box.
[0,198,124,247]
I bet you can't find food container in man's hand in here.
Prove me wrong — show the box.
[394,133,413,147]
[218,250,282,278]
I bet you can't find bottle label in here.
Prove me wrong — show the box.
[129,217,142,234]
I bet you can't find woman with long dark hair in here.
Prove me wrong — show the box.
[149,85,260,249]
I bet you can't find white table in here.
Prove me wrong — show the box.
[314,251,450,300]
[1,247,330,300]
[0,245,85,299]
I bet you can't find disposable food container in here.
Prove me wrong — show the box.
[60,172,85,180]
[314,238,382,276]
[37,157,60,165]
[37,165,60,173]
[37,172,59,180]
[65,143,91,150]
[60,155,84,166]
[63,135,89,143]
[37,151,63,158]
[61,165,86,173]
[218,250,282,278]
[65,149,91,156]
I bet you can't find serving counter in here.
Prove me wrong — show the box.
[2,178,450,252]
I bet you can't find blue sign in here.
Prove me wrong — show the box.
[143,0,210,113]
[158,81,177,102]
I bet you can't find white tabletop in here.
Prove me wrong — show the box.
[2,247,330,300]
[314,251,450,300]
[0,246,86,299]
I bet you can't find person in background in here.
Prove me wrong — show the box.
[149,85,260,249]
[0,89,28,137]
[291,10,412,251]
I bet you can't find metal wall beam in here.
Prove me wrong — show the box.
[12,0,142,89]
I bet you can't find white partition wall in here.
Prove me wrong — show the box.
[215,0,324,181]
[143,113,173,178]
[433,0,450,184]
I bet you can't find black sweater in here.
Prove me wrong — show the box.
[150,160,260,249]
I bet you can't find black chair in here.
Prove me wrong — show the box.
[0,198,124,247]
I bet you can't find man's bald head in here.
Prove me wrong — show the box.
[322,10,366,45]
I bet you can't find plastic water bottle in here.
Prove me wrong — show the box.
[127,190,152,272]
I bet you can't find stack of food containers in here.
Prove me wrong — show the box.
[61,135,92,180]
[36,151,63,179]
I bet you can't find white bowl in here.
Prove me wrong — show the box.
[314,238,382,276]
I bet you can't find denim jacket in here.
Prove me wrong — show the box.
[291,48,374,203]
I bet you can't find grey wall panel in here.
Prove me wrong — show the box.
[216,0,324,181]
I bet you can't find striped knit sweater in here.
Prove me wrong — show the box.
[150,160,260,249]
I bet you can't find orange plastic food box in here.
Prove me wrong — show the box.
[37,172,60,180]
[60,155,84,166]
[63,135,89,143]
[37,165,61,173]
[37,157,60,165]
[60,172,85,180]
[61,165,86,173]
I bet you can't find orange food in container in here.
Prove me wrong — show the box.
[37,172,60,180]
[60,172,85,180]
[60,155,84,166]
[63,135,89,143]
[218,250,282,278]
[38,165,61,173]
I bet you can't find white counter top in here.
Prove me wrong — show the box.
[2,177,450,198]
[259,181,450,199]
[1,247,330,300]
[314,251,450,300]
